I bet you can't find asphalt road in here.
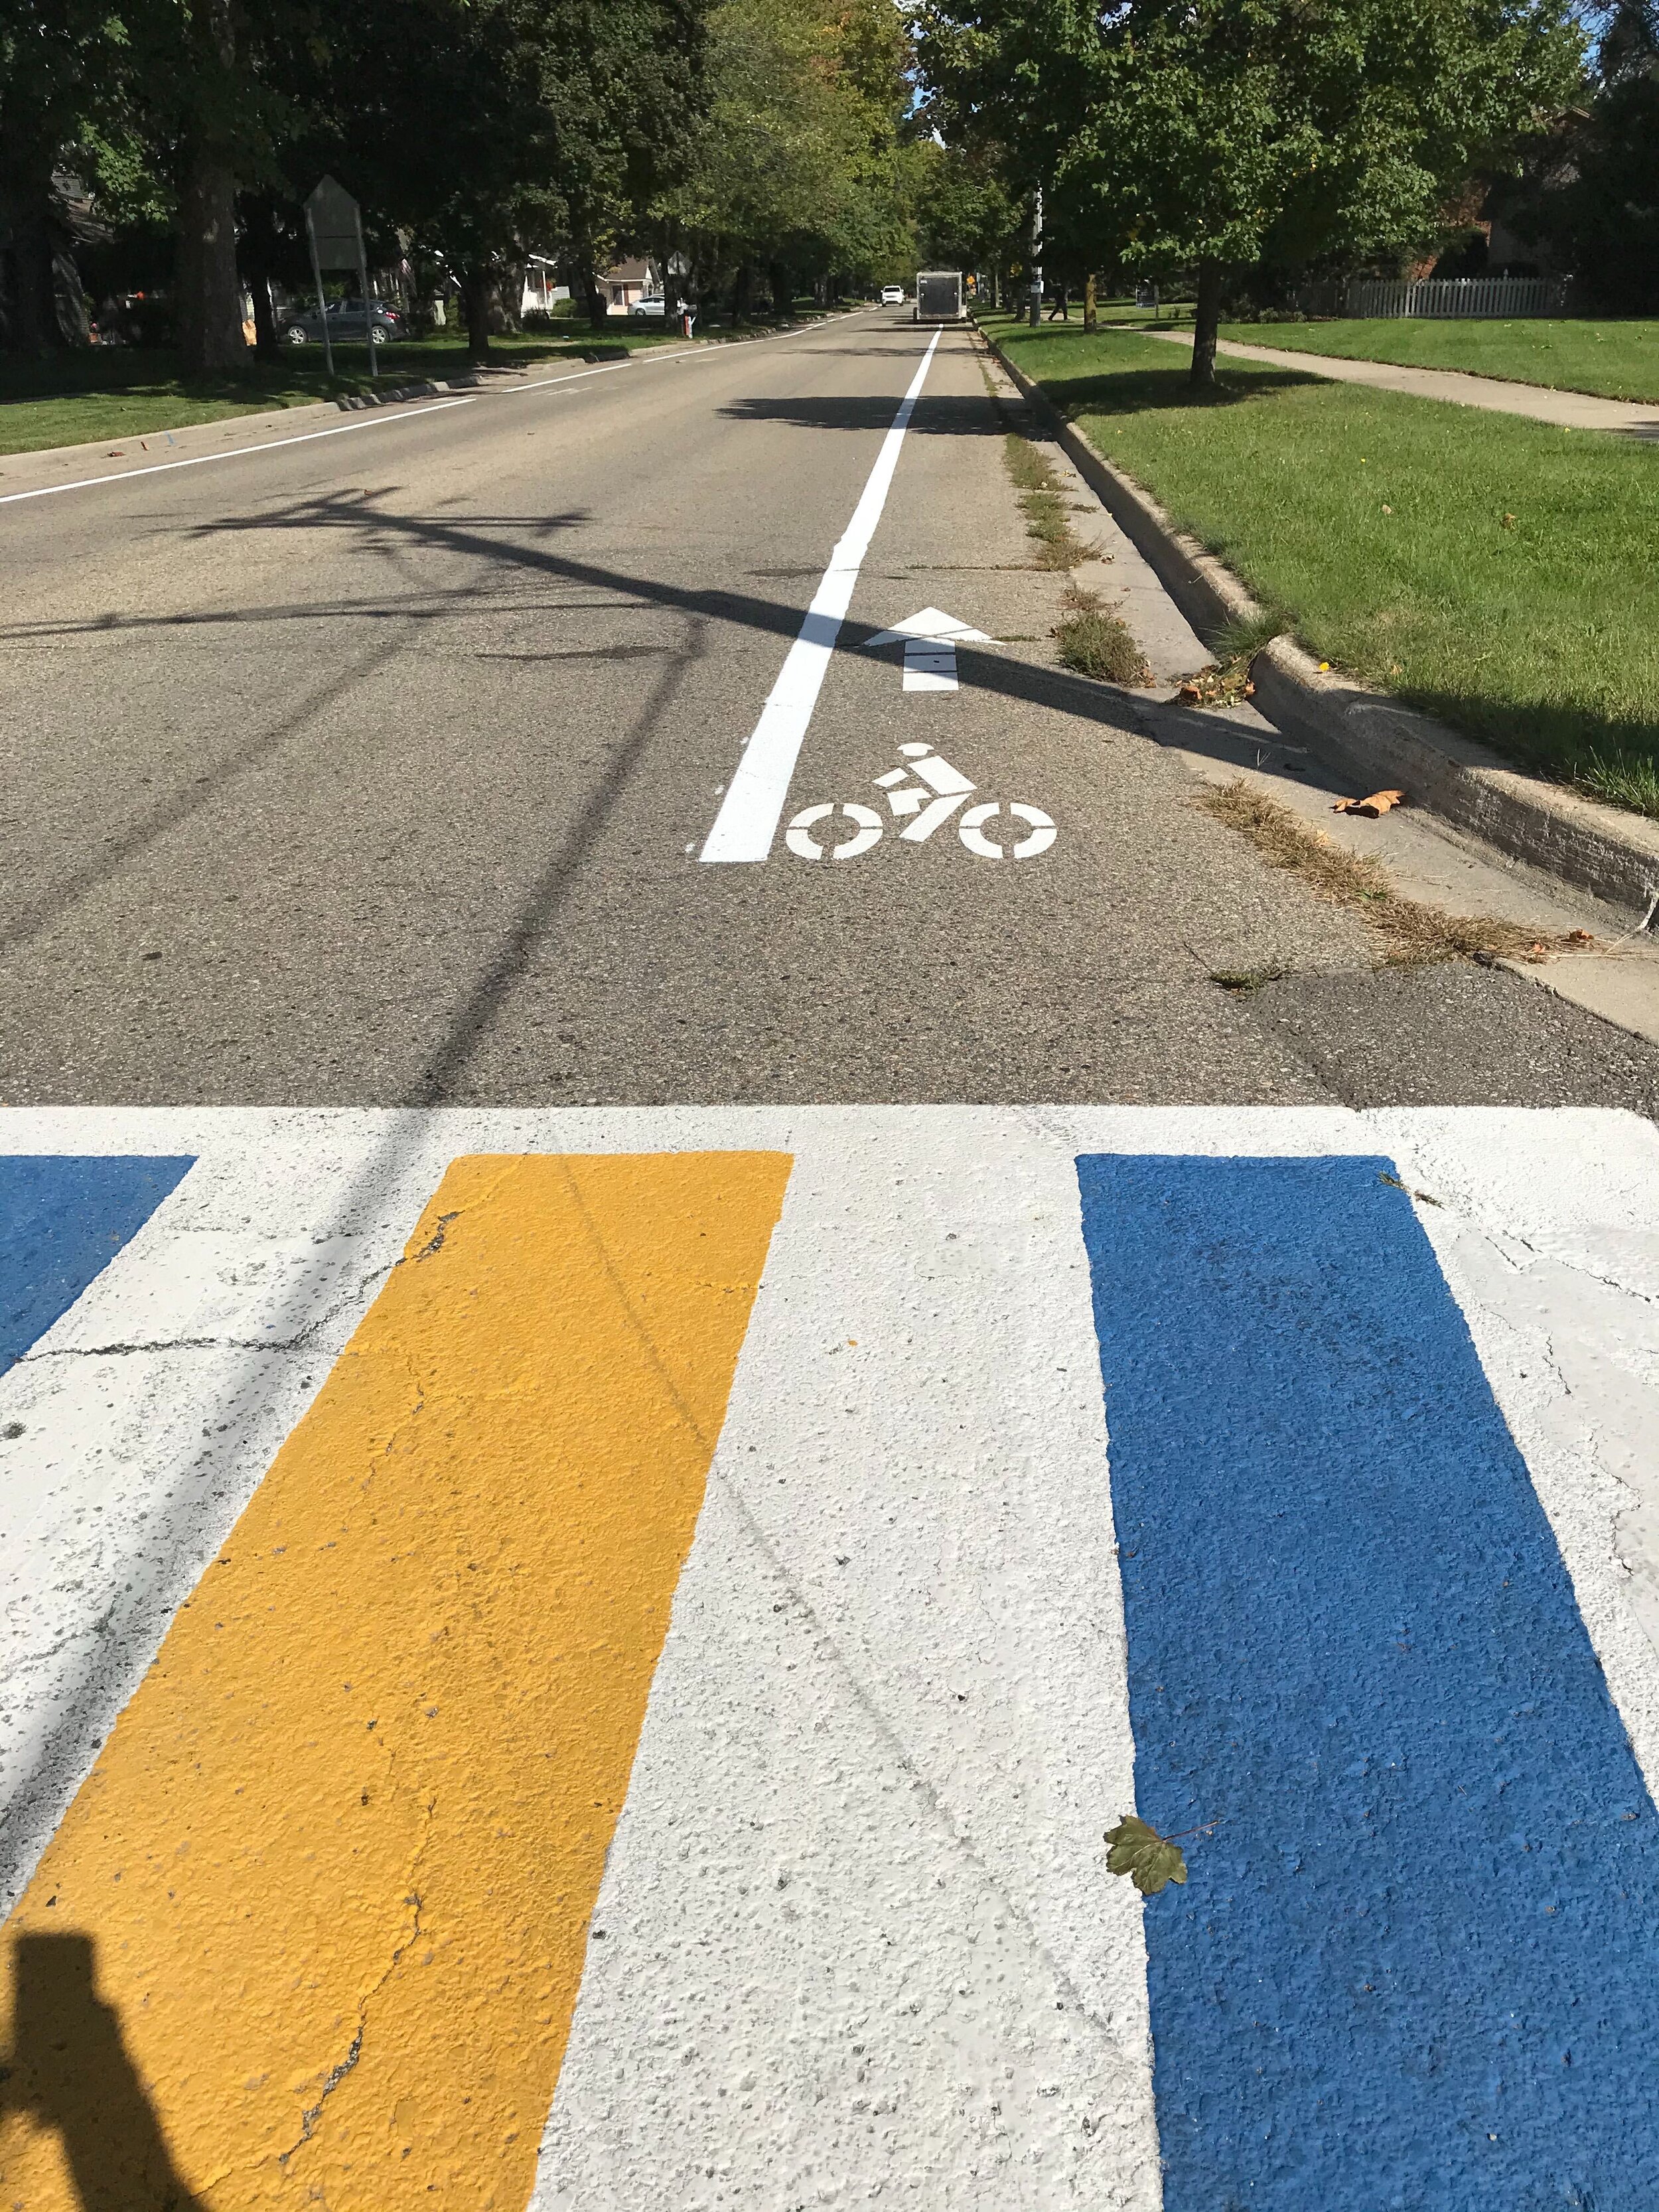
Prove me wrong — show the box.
[5,317,1659,2209]
[5,308,1658,1112]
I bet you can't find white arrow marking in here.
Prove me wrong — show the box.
[864,608,991,696]
[862,607,991,647]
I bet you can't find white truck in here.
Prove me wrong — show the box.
[912,271,966,325]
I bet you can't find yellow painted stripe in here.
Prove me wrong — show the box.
[0,1151,790,2209]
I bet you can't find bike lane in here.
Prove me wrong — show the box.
[2,1104,1657,2207]
[661,321,1370,1112]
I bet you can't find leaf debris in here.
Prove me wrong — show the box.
[1379,1171,1442,1207]
[1332,788,1405,817]
[1197,780,1591,967]
[1104,1814,1189,1895]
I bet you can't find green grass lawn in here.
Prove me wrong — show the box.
[981,311,1659,816]
[0,318,778,459]
[1212,315,1659,405]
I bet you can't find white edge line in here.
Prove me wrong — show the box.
[0,309,876,509]
[698,330,943,866]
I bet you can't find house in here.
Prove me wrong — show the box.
[599,259,656,314]
[520,254,569,314]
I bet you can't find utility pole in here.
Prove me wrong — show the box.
[1029,184,1043,328]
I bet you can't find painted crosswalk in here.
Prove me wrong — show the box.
[1,1106,1656,2208]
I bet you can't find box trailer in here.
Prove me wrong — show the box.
[912,270,966,325]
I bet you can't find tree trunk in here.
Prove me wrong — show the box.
[1190,258,1224,388]
[730,261,752,323]
[177,153,244,371]
[239,196,281,356]
[577,257,608,331]
[49,218,89,346]
[1084,271,1098,331]
[461,266,492,361]
[9,207,56,356]
[768,259,791,320]
[248,271,277,354]
[175,0,244,374]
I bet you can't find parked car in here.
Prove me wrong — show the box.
[281,302,406,346]
[881,285,905,306]
[629,296,668,318]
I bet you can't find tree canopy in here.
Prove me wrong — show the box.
[3,0,936,368]
[918,0,1585,377]
[662,0,914,310]
[1504,0,1659,311]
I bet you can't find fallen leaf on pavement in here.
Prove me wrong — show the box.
[1333,789,1406,817]
[1104,1815,1188,1895]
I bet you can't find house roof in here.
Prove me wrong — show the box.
[603,259,652,283]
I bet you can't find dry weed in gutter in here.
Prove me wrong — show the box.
[1198,780,1591,966]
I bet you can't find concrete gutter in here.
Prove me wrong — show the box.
[977,320,1659,923]
[1251,642,1659,918]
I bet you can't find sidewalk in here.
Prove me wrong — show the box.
[1135,325,1659,437]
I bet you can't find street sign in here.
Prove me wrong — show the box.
[304,175,364,270]
[303,175,375,381]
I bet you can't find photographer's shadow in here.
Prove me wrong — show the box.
[1,1933,208,2209]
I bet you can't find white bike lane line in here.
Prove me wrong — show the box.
[699,331,943,865]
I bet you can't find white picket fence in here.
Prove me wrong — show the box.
[1341,275,1573,320]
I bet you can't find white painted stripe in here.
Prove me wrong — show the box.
[532,1116,1162,2207]
[0,396,480,506]
[0,312,873,509]
[699,332,944,864]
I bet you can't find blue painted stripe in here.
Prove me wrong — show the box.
[1,1155,194,1374]
[1076,1153,1659,2210]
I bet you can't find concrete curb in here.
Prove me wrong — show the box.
[334,375,480,409]
[975,320,1659,921]
[1251,640,1659,916]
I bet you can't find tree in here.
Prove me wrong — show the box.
[317,0,707,357]
[105,0,328,371]
[919,0,1584,383]
[0,0,131,352]
[904,137,1019,275]
[664,0,912,313]
[1506,0,1659,311]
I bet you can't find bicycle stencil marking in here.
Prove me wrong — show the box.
[785,743,1057,862]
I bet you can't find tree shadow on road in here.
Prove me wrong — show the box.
[717,392,1003,434]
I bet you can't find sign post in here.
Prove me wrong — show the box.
[303,203,334,380]
[305,176,376,380]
